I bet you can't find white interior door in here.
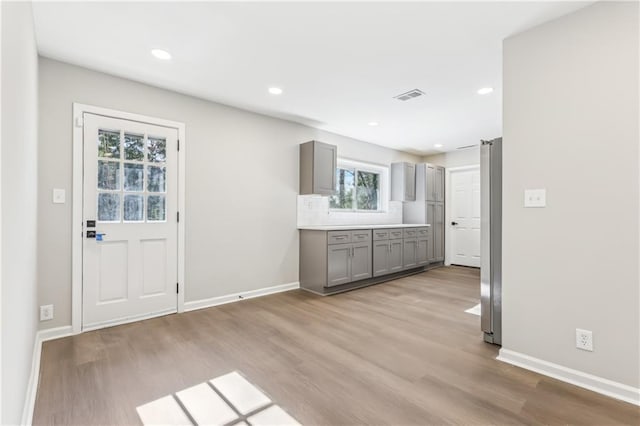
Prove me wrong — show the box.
[450,168,481,267]
[82,113,178,330]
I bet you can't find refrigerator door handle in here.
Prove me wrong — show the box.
[480,141,492,335]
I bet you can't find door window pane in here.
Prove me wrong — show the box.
[97,161,120,190]
[147,195,166,221]
[356,170,380,210]
[98,130,120,159]
[147,137,166,162]
[124,133,144,161]
[124,194,144,221]
[329,168,355,209]
[124,163,144,191]
[147,166,166,192]
[98,193,120,221]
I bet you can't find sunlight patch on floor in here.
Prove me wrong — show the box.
[137,371,301,426]
[465,303,481,316]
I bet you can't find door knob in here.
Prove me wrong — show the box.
[451,221,459,226]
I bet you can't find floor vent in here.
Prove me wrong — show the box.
[394,89,425,101]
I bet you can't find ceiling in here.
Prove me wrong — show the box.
[32,1,590,155]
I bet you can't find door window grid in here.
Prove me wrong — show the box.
[97,129,167,223]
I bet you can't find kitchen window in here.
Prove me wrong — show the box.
[329,160,387,212]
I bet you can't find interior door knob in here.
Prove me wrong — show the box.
[451,221,459,226]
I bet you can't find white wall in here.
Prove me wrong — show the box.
[502,1,639,389]
[1,2,39,424]
[38,58,420,329]
[422,146,480,168]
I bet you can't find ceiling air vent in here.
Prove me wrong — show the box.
[394,89,425,101]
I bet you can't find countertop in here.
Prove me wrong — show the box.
[298,224,429,231]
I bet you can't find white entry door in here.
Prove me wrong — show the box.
[450,168,481,267]
[82,113,178,330]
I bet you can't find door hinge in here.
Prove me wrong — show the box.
[176,283,179,294]
[177,211,180,223]
[177,139,180,151]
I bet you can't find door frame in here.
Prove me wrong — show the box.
[445,164,480,266]
[71,103,186,334]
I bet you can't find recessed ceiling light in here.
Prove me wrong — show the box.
[434,144,443,148]
[268,87,283,95]
[151,49,172,60]
[368,122,379,127]
[477,87,494,95]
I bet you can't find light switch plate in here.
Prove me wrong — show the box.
[524,189,546,208]
[53,188,66,204]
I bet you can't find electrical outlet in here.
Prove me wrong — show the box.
[576,328,593,351]
[524,189,546,207]
[40,304,54,321]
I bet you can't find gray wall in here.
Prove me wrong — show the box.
[38,58,420,330]
[502,1,639,387]
[422,146,480,168]
[1,2,39,424]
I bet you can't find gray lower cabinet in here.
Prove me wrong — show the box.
[417,226,429,266]
[426,202,436,262]
[351,242,372,281]
[417,237,429,266]
[300,227,428,294]
[373,240,391,277]
[326,231,371,287]
[327,243,352,286]
[403,238,418,269]
[389,239,404,273]
[373,230,404,277]
[434,203,445,261]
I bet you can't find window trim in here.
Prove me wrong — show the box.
[329,158,389,213]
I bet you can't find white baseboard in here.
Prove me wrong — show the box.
[82,308,177,332]
[184,282,300,312]
[22,326,73,425]
[497,348,640,406]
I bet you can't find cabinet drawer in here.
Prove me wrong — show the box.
[328,231,352,245]
[417,227,429,238]
[372,229,390,241]
[352,230,371,242]
[403,228,418,238]
[388,229,404,240]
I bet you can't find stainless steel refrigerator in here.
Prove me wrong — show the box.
[480,138,502,345]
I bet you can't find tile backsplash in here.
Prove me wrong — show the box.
[297,195,403,227]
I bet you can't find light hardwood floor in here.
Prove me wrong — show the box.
[34,267,639,425]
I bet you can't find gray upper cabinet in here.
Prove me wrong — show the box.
[426,164,436,201]
[390,162,416,201]
[413,163,445,202]
[299,141,337,195]
[435,166,445,202]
